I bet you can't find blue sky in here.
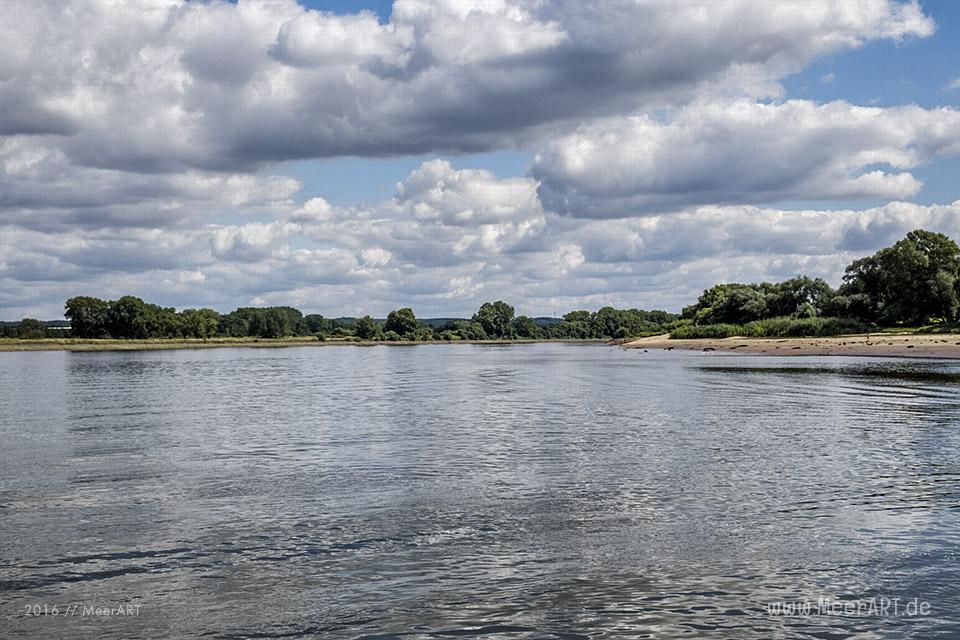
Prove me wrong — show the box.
[4,0,960,319]
[302,0,394,20]
[782,0,960,209]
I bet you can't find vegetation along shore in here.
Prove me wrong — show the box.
[4,229,960,355]
[1,299,668,350]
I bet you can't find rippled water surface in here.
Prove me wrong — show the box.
[2,344,960,638]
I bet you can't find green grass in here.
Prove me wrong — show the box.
[669,323,743,339]
[669,317,872,339]
[894,321,960,335]
[0,336,324,351]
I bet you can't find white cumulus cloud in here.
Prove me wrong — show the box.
[533,100,960,217]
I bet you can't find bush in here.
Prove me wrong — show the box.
[670,323,742,339]
[670,317,871,339]
[16,318,47,339]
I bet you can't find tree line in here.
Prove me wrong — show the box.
[2,297,676,341]
[676,229,960,337]
[5,229,957,342]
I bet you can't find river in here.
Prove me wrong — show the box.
[2,343,959,638]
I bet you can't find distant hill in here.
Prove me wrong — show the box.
[532,317,562,327]
[0,320,70,329]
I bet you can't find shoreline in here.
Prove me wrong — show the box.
[625,333,960,359]
[0,337,607,352]
[8,334,960,357]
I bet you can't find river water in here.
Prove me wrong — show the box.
[1,343,959,638]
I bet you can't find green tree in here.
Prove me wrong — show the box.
[305,314,336,335]
[544,317,590,339]
[763,276,833,317]
[684,284,769,325]
[16,318,47,339]
[354,315,379,340]
[840,229,960,324]
[511,315,539,338]
[592,306,626,338]
[563,310,592,324]
[107,296,151,338]
[179,308,220,339]
[219,306,306,338]
[449,320,487,340]
[718,287,769,324]
[385,307,418,337]
[64,296,110,338]
[473,301,515,338]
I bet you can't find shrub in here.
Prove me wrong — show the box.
[670,317,870,339]
[670,323,742,339]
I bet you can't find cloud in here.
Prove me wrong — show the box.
[298,161,547,267]
[0,0,943,236]
[945,77,960,91]
[270,9,414,68]
[5,154,960,319]
[533,100,960,217]
[0,0,935,171]
[396,159,543,225]
[210,222,299,263]
[3,0,958,320]
[0,137,302,232]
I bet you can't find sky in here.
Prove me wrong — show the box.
[3,0,960,319]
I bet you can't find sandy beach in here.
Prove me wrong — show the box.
[625,332,960,359]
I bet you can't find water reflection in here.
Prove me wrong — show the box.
[1,346,959,638]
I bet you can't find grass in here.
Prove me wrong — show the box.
[0,336,325,351]
[886,321,960,335]
[669,317,871,339]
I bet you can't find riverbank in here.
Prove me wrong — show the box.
[0,337,605,352]
[625,333,960,358]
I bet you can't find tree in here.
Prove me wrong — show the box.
[305,314,336,335]
[65,296,110,338]
[384,307,418,337]
[354,315,379,340]
[763,276,833,317]
[219,306,306,338]
[265,306,308,337]
[544,317,591,339]
[592,306,625,338]
[563,310,592,324]
[473,301,515,338]
[511,315,539,338]
[840,229,960,324]
[686,284,768,325]
[449,320,487,340]
[16,318,46,339]
[180,308,220,339]
[107,296,151,338]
